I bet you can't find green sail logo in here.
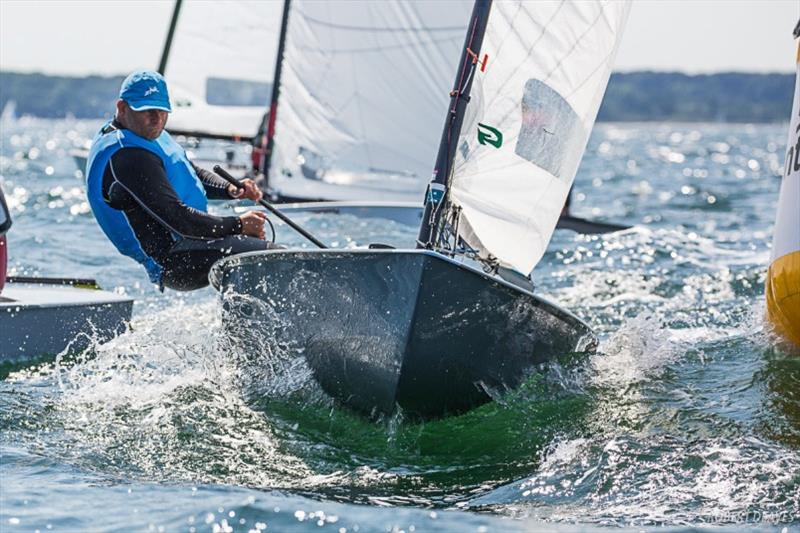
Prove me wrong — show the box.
[477,123,503,148]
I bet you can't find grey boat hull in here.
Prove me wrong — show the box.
[0,280,133,363]
[211,249,595,419]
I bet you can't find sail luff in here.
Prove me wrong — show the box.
[417,0,493,249]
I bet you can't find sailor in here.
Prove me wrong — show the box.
[86,70,277,291]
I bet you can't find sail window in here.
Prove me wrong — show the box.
[205,78,271,107]
[515,79,584,180]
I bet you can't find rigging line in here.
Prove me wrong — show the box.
[450,16,481,142]
[441,20,478,189]
[297,11,465,33]
[436,13,481,246]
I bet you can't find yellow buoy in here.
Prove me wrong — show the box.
[766,34,800,348]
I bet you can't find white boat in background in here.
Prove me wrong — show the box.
[0,278,133,364]
[70,0,473,205]
[145,0,473,204]
[213,0,631,419]
[0,184,132,364]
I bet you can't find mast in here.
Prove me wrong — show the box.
[417,0,492,249]
[158,0,183,75]
[260,0,292,188]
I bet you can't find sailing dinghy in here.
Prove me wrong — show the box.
[0,185,132,363]
[211,0,631,419]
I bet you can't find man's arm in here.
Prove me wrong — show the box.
[192,163,263,202]
[192,163,235,200]
[106,148,242,239]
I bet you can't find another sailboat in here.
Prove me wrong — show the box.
[249,0,630,234]
[70,0,284,178]
[157,0,284,177]
[0,184,132,363]
[263,0,471,202]
[160,0,281,142]
[212,0,631,419]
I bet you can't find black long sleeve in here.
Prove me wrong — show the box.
[193,163,235,200]
[102,147,242,262]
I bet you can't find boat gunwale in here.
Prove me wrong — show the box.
[0,283,133,310]
[209,248,593,334]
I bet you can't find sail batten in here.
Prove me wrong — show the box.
[448,0,631,275]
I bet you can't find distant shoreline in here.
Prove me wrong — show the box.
[0,70,793,124]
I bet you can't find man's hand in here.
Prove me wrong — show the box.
[239,210,268,239]
[229,178,263,202]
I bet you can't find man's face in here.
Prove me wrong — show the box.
[118,102,168,140]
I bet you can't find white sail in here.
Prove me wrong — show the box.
[163,0,283,139]
[271,0,471,191]
[764,36,800,347]
[771,42,800,264]
[450,0,631,275]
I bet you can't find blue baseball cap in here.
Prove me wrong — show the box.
[119,70,172,112]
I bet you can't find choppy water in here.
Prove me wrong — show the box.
[0,118,798,532]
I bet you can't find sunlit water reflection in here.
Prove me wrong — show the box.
[0,119,797,531]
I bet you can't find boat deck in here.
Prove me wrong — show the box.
[0,281,133,363]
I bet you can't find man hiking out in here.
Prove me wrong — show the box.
[86,70,278,291]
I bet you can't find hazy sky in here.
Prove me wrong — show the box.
[1,0,799,76]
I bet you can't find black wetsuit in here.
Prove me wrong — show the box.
[100,121,270,291]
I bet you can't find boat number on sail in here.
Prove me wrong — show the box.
[785,108,800,177]
[477,123,503,148]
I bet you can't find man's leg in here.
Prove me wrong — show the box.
[161,235,276,291]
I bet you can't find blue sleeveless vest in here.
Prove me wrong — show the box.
[85,122,208,283]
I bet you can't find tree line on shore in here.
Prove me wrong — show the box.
[0,70,793,124]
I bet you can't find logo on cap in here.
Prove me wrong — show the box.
[144,86,159,97]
